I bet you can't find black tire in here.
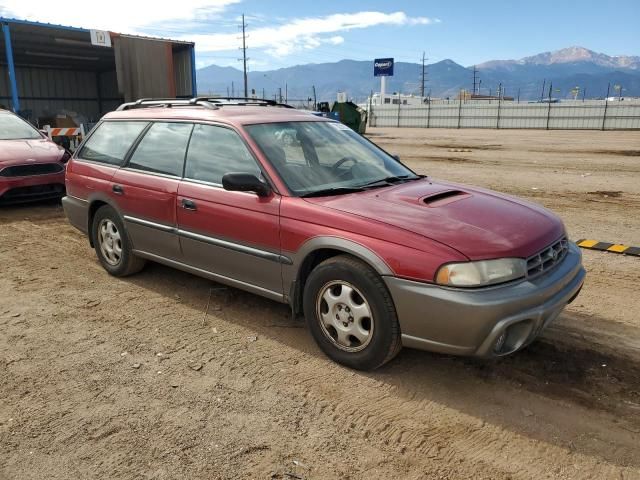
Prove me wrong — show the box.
[303,255,402,370]
[91,205,145,277]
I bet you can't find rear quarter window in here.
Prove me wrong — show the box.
[79,121,148,165]
[127,122,193,177]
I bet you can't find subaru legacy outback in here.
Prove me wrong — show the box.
[62,98,585,370]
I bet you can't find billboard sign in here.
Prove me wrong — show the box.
[374,58,394,77]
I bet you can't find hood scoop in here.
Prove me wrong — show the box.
[421,189,470,207]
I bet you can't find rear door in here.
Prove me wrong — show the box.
[177,123,283,298]
[112,121,193,260]
[69,120,149,205]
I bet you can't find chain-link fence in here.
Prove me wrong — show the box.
[368,100,640,130]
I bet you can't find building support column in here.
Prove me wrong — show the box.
[190,45,197,97]
[2,22,20,112]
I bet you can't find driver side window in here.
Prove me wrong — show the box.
[185,124,260,185]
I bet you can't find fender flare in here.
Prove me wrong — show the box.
[292,236,394,276]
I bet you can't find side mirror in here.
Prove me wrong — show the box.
[222,173,271,197]
[39,129,49,138]
[392,154,400,161]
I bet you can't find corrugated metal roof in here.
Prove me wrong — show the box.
[0,17,194,45]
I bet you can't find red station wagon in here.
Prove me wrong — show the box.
[0,110,69,204]
[63,98,585,370]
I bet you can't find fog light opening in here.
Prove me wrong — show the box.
[493,332,507,354]
[493,320,534,356]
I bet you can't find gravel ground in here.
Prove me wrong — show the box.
[1,128,639,479]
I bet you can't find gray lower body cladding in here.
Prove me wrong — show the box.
[385,243,585,357]
[62,195,89,234]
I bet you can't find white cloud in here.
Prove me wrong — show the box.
[0,3,437,62]
[186,11,437,57]
[0,0,240,33]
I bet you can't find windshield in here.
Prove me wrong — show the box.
[244,121,418,196]
[0,113,42,141]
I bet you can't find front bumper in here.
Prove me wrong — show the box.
[0,172,66,204]
[385,242,586,357]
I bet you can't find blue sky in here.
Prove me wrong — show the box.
[2,0,639,70]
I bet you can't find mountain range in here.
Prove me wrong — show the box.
[196,47,640,102]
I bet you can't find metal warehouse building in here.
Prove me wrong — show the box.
[0,18,197,124]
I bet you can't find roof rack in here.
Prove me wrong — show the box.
[116,96,294,111]
[193,97,295,108]
[116,98,218,111]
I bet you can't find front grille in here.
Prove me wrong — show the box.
[0,163,64,177]
[0,183,65,204]
[526,237,569,279]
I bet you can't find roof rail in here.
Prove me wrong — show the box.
[116,98,219,111]
[116,97,295,111]
[193,97,295,108]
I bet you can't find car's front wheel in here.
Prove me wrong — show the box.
[91,205,145,277]
[303,255,402,370]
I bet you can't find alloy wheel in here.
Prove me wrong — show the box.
[316,280,374,352]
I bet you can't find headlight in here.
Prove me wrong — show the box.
[435,258,526,287]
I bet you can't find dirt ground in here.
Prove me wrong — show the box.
[1,128,639,480]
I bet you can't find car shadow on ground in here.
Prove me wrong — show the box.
[0,198,63,223]
[119,260,640,470]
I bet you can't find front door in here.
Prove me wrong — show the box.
[112,121,193,260]
[177,123,283,297]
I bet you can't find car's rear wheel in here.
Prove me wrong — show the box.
[91,205,145,277]
[303,255,402,370]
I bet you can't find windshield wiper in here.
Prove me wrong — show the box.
[357,175,417,188]
[300,186,366,198]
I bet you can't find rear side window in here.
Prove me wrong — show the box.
[185,124,260,184]
[128,122,193,177]
[80,121,148,165]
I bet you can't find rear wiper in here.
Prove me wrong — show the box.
[357,175,416,188]
[300,186,365,198]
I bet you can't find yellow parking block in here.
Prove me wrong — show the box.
[577,240,598,248]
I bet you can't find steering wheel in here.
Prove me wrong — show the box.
[331,156,359,178]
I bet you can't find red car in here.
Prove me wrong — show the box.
[62,98,585,370]
[0,110,69,204]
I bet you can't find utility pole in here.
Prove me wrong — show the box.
[312,85,317,110]
[278,87,282,103]
[231,81,235,97]
[420,52,427,98]
[239,14,249,98]
[602,83,610,130]
[472,65,479,95]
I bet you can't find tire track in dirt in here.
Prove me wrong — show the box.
[2,199,640,478]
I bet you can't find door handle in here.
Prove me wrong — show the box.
[112,184,124,195]
[181,199,197,211]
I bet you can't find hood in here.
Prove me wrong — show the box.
[305,178,565,260]
[0,139,64,167]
